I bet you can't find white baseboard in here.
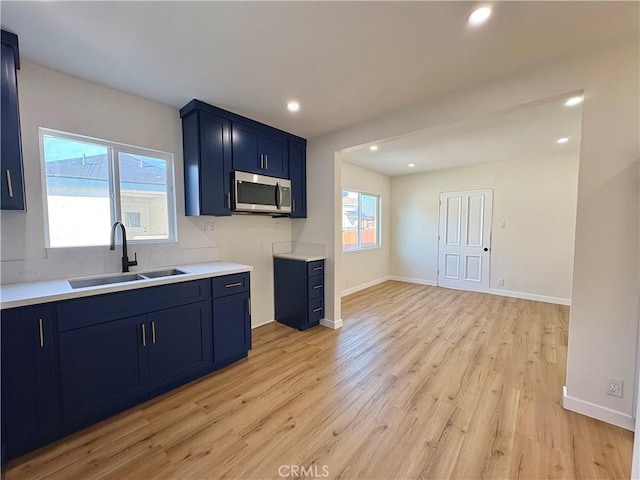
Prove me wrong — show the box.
[388,276,437,286]
[341,276,391,297]
[320,318,343,330]
[488,288,571,306]
[251,318,275,329]
[563,386,635,431]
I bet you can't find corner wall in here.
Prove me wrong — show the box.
[340,161,391,295]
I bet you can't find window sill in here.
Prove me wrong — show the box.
[343,245,382,253]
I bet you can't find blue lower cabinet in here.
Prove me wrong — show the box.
[1,304,60,461]
[148,301,212,388]
[212,292,251,367]
[274,258,324,331]
[59,314,149,425]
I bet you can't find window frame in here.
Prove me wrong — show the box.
[342,189,381,252]
[39,128,178,248]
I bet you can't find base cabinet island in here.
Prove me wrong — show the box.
[0,262,252,463]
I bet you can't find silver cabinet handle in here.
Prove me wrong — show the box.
[38,318,44,348]
[260,154,264,169]
[313,285,322,290]
[226,192,231,209]
[225,282,243,288]
[141,324,147,347]
[6,170,13,198]
[292,198,295,212]
[313,267,323,271]
[151,321,156,344]
[313,308,322,313]
[248,298,251,316]
[265,155,268,170]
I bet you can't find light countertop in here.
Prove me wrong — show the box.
[273,253,326,262]
[0,262,252,310]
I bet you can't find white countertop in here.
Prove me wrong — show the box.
[0,262,252,310]
[273,253,326,262]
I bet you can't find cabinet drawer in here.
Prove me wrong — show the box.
[308,275,324,300]
[212,272,250,298]
[307,260,324,277]
[57,279,210,331]
[308,297,324,323]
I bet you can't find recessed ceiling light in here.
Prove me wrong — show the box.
[468,6,492,26]
[408,163,415,168]
[556,137,569,144]
[565,96,583,106]
[369,145,378,151]
[287,101,300,112]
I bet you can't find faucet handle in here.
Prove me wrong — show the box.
[130,252,138,267]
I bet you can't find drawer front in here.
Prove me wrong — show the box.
[308,297,324,323]
[307,260,324,277]
[211,272,250,298]
[308,274,324,300]
[57,279,210,331]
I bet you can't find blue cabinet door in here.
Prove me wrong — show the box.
[212,292,251,366]
[1,304,60,459]
[288,140,307,218]
[148,301,212,388]
[0,32,25,211]
[231,122,262,174]
[58,314,149,425]
[182,110,231,216]
[260,132,288,178]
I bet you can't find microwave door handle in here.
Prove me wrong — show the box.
[275,182,281,209]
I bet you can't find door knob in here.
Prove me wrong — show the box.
[483,247,489,251]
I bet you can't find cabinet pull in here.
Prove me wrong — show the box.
[226,192,231,209]
[6,170,13,198]
[38,318,44,348]
[151,321,156,344]
[225,282,243,288]
[313,285,323,290]
[313,267,323,271]
[260,154,264,169]
[292,198,295,213]
[248,298,251,316]
[265,155,268,170]
[142,324,147,347]
[313,307,322,313]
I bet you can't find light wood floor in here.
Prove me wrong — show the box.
[4,281,633,479]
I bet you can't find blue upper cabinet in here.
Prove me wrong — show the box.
[1,30,26,211]
[182,109,232,216]
[231,121,288,178]
[289,139,307,218]
[180,100,305,217]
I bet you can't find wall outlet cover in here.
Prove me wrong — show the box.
[606,377,623,397]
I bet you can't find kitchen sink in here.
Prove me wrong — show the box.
[139,269,186,279]
[69,273,145,289]
[68,269,187,289]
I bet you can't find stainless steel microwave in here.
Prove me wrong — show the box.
[233,171,292,214]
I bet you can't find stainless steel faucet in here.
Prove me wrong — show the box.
[110,221,138,273]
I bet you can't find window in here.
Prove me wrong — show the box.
[41,129,176,248]
[342,190,380,251]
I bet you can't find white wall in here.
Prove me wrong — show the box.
[340,161,391,295]
[390,153,579,303]
[0,61,291,328]
[297,37,639,427]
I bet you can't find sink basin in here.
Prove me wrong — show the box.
[139,269,186,279]
[69,273,144,289]
[68,269,187,289]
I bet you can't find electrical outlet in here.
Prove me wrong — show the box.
[498,278,504,286]
[203,222,215,233]
[606,377,623,397]
[259,241,265,252]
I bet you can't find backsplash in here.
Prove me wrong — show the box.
[0,244,221,284]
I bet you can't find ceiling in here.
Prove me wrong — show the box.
[340,95,583,176]
[1,2,638,139]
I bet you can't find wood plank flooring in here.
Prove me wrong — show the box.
[3,281,633,479]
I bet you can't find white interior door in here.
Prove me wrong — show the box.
[438,189,493,292]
